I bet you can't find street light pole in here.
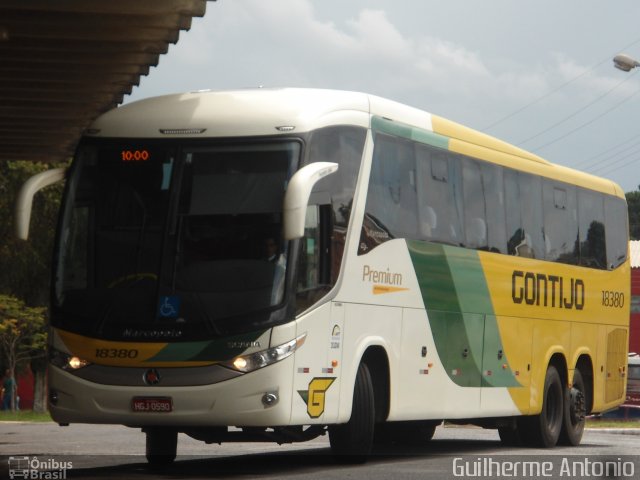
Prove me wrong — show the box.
[614,53,640,72]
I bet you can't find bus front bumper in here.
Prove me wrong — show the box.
[47,357,295,427]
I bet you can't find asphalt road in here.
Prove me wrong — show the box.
[1,422,639,479]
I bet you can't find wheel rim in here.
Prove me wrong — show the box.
[569,386,586,426]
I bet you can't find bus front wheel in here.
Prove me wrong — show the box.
[145,428,177,466]
[329,362,375,461]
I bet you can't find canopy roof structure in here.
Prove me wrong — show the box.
[0,0,210,163]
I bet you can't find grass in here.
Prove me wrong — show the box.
[586,418,640,428]
[0,410,53,422]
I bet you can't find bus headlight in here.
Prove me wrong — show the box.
[50,348,91,371]
[225,333,306,373]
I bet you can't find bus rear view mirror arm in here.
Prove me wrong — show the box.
[283,162,338,240]
[15,168,66,240]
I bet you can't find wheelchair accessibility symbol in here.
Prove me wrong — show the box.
[158,296,181,318]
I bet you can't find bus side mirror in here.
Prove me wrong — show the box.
[283,162,338,240]
[15,168,66,240]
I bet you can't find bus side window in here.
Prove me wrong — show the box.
[505,169,523,255]
[604,196,629,269]
[415,145,462,246]
[362,134,418,245]
[577,190,606,269]
[295,204,332,313]
[307,125,366,275]
[543,182,578,265]
[415,145,437,240]
[480,162,506,254]
[518,172,545,259]
[462,159,487,250]
[298,205,320,290]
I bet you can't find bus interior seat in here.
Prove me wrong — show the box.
[419,205,437,238]
[544,233,552,256]
[467,217,487,247]
[515,233,535,258]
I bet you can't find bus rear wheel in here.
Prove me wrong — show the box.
[145,428,177,466]
[329,362,375,461]
[558,369,586,446]
[521,365,564,448]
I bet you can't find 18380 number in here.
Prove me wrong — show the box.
[602,290,625,308]
[95,348,139,359]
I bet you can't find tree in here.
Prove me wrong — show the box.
[0,160,66,412]
[628,186,640,241]
[0,295,46,411]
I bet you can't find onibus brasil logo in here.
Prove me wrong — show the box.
[8,456,73,479]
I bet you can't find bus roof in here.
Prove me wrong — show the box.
[88,88,371,139]
[86,88,624,198]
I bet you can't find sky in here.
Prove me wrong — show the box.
[126,0,640,193]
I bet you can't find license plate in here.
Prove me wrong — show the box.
[131,397,173,413]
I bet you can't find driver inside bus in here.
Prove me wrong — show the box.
[262,236,286,303]
[262,236,285,265]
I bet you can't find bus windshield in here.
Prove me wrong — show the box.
[53,140,300,340]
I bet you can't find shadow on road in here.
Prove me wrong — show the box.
[63,438,505,479]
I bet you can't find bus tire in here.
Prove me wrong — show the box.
[329,362,375,461]
[522,365,564,448]
[145,428,177,466]
[558,369,586,446]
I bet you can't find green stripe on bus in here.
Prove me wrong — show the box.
[407,240,520,388]
[147,330,267,362]
[407,241,483,387]
[371,116,450,150]
[443,245,495,314]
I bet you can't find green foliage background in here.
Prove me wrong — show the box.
[0,160,66,404]
[0,160,68,306]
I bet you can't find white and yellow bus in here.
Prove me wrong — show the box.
[17,89,630,462]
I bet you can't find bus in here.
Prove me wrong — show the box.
[16,88,630,463]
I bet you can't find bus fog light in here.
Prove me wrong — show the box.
[49,389,59,406]
[262,392,279,407]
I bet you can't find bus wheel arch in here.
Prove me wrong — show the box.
[574,354,594,414]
